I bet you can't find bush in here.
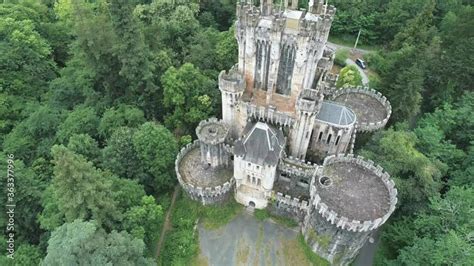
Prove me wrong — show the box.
[334,48,349,67]
[336,65,363,88]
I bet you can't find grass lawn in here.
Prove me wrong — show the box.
[254,208,299,228]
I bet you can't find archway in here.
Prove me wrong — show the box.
[249,201,256,208]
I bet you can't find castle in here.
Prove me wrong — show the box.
[175,1,397,265]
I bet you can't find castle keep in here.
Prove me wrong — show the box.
[175,1,397,264]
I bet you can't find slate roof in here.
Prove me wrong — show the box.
[316,101,356,126]
[234,122,285,166]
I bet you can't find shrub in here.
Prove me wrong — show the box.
[334,48,349,67]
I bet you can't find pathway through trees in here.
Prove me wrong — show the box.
[155,185,180,258]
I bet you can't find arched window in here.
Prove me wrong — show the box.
[318,131,323,141]
[335,135,341,145]
[327,134,332,144]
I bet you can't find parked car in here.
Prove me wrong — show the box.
[355,58,367,69]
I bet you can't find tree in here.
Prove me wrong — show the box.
[123,196,163,247]
[360,127,443,214]
[98,104,145,138]
[2,105,63,163]
[67,133,101,165]
[161,63,216,134]
[42,220,154,265]
[0,155,47,244]
[56,106,99,144]
[102,127,144,180]
[336,65,363,88]
[48,145,120,229]
[133,122,178,192]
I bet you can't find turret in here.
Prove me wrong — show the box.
[303,154,397,265]
[219,67,246,138]
[289,89,322,159]
[196,118,230,168]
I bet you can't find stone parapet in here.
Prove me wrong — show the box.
[310,154,397,232]
[330,86,392,132]
[279,155,319,177]
[274,192,309,211]
[196,118,229,145]
[219,67,246,94]
[240,101,296,128]
[175,140,235,205]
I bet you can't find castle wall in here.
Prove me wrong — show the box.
[309,121,354,158]
[176,140,235,205]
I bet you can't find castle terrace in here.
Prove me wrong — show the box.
[332,90,389,126]
[178,146,233,187]
[317,161,391,221]
[196,119,228,145]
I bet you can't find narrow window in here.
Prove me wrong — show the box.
[327,134,332,144]
[252,176,256,184]
[318,132,323,141]
[335,136,341,145]
[247,175,250,183]
[257,179,261,186]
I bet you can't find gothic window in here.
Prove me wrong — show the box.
[318,131,323,141]
[252,176,256,184]
[327,134,332,144]
[247,175,251,183]
[335,135,341,145]
[257,179,261,186]
[276,44,296,95]
[254,41,271,91]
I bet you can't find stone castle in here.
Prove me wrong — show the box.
[175,1,397,265]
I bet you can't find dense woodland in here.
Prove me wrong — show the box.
[0,0,472,265]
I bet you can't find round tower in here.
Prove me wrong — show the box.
[219,67,246,138]
[196,118,230,168]
[303,154,397,265]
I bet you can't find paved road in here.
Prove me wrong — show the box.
[345,58,369,85]
[326,42,371,55]
[353,230,380,266]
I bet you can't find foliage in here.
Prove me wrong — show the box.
[297,233,330,266]
[98,104,146,138]
[133,122,178,192]
[42,220,154,265]
[199,198,242,229]
[56,106,99,144]
[46,145,120,230]
[336,65,363,88]
[123,195,164,248]
[334,48,349,67]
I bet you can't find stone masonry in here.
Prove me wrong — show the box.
[175,1,397,265]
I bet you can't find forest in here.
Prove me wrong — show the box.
[0,0,472,265]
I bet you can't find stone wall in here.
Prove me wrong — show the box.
[302,153,398,265]
[330,86,392,132]
[175,140,235,205]
[240,101,296,127]
[267,192,309,223]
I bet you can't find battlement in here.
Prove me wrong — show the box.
[274,191,309,211]
[219,67,246,94]
[279,155,319,177]
[309,154,398,232]
[331,86,392,132]
[196,118,229,145]
[241,101,296,128]
[175,140,235,205]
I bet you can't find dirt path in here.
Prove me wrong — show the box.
[155,185,180,258]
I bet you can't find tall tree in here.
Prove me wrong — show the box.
[133,122,178,192]
[48,145,120,229]
[42,220,154,265]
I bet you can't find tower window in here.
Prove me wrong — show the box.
[318,132,323,141]
[257,179,261,186]
[335,136,341,145]
[327,134,332,144]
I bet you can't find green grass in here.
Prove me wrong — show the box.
[199,198,243,229]
[254,208,299,228]
[297,233,331,266]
